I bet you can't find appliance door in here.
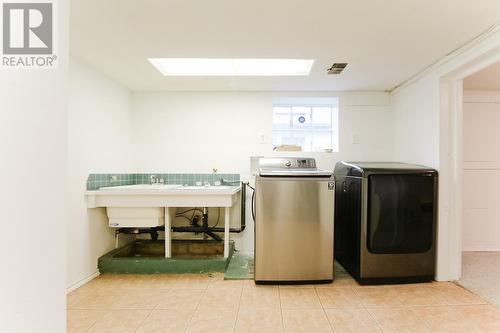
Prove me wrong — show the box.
[255,176,334,282]
[367,174,435,254]
[359,173,437,279]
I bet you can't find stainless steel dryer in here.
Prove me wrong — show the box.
[334,162,437,284]
[254,157,334,284]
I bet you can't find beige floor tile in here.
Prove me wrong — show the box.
[88,275,148,290]
[412,304,500,333]
[328,273,359,287]
[67,291,83,309]
[316,287,363,308]
[87,309,150,333]
[432,282,487,305]
[367,307,430,333]
[198,286,242,309]
[69,281,104,294]
[325,308,382,333]
[82,274,169,292]
[155,289,204,310]
[411,305,478,333]
[103,274,175,288]
[472,305,500,332]
[81,275,117,289]
[459,251,500,308]
[235,306,283,333]
[185,307,238,333]
[67,285,108,309]
[278,283,318,289]
[70,290,121,310]
[282,309,333,333]
[394,285,447,306]
[134,274,172,290]
[240,285,280,309]
[66,273,500,333]
[136,275,173,289]
[109,275,156,289]
[167,274,212,289]
[208,279,245,290]
[352,286,403,307]
[67,309,106,333]
[279,288,322,309]
[242,279,258,288]
[112,289,167,309]
[135,309,193,333]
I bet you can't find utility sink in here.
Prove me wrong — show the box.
[100,184,182,190]
[99,184,236,191]
[179,185,234,190]
[86,182,242,259]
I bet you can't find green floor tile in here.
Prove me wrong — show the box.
[224,253,254,280]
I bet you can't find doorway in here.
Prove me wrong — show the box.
[457,63,500,305]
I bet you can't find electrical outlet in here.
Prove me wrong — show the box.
[352,134,360,144]
[259,134,266,144]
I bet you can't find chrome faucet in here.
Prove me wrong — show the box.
[150,175,157,184]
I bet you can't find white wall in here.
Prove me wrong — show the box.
[462,90,500,251]
[132,91,393,174]
[392,76,440,168]
[392,28,500,167]
[391,26,500,280]
[67,58,134,290]
[0,3,68,332]
[132,91,393,253]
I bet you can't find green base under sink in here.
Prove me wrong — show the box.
[98,239,234,274]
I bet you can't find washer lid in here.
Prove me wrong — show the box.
[259,168,333,177]
[258,157,332,177]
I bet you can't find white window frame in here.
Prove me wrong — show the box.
[272,97,339,152]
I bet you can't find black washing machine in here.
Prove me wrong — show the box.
[334,162,437,284]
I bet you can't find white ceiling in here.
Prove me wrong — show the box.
[71,0,500,92]
[464,61,500,90]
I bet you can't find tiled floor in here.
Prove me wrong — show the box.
[67,269,500,333]
[458,251,500,307]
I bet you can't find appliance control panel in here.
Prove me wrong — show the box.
[259,157,317,170]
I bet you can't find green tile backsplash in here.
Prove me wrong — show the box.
[86,173,240,190]
[86,173,136,190]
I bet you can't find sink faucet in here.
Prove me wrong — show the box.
[150,175,157,184]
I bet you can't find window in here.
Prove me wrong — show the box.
[272,98,339,152]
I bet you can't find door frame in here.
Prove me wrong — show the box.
[439,45,500,280]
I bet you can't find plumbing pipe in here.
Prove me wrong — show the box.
[114,181,251,241]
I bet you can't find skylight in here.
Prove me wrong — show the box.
[148,58,314,76]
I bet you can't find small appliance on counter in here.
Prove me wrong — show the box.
[334,162,437,284]
[254,157,335,284]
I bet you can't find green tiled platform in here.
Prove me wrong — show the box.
[224,253,254,280]
[98,240,234,274]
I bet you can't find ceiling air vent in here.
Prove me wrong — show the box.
[327,63,348,75]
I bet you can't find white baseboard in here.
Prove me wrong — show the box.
[66,271,100,294]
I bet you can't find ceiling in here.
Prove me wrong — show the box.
[71,0,500,92]
[464,61,500,90]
